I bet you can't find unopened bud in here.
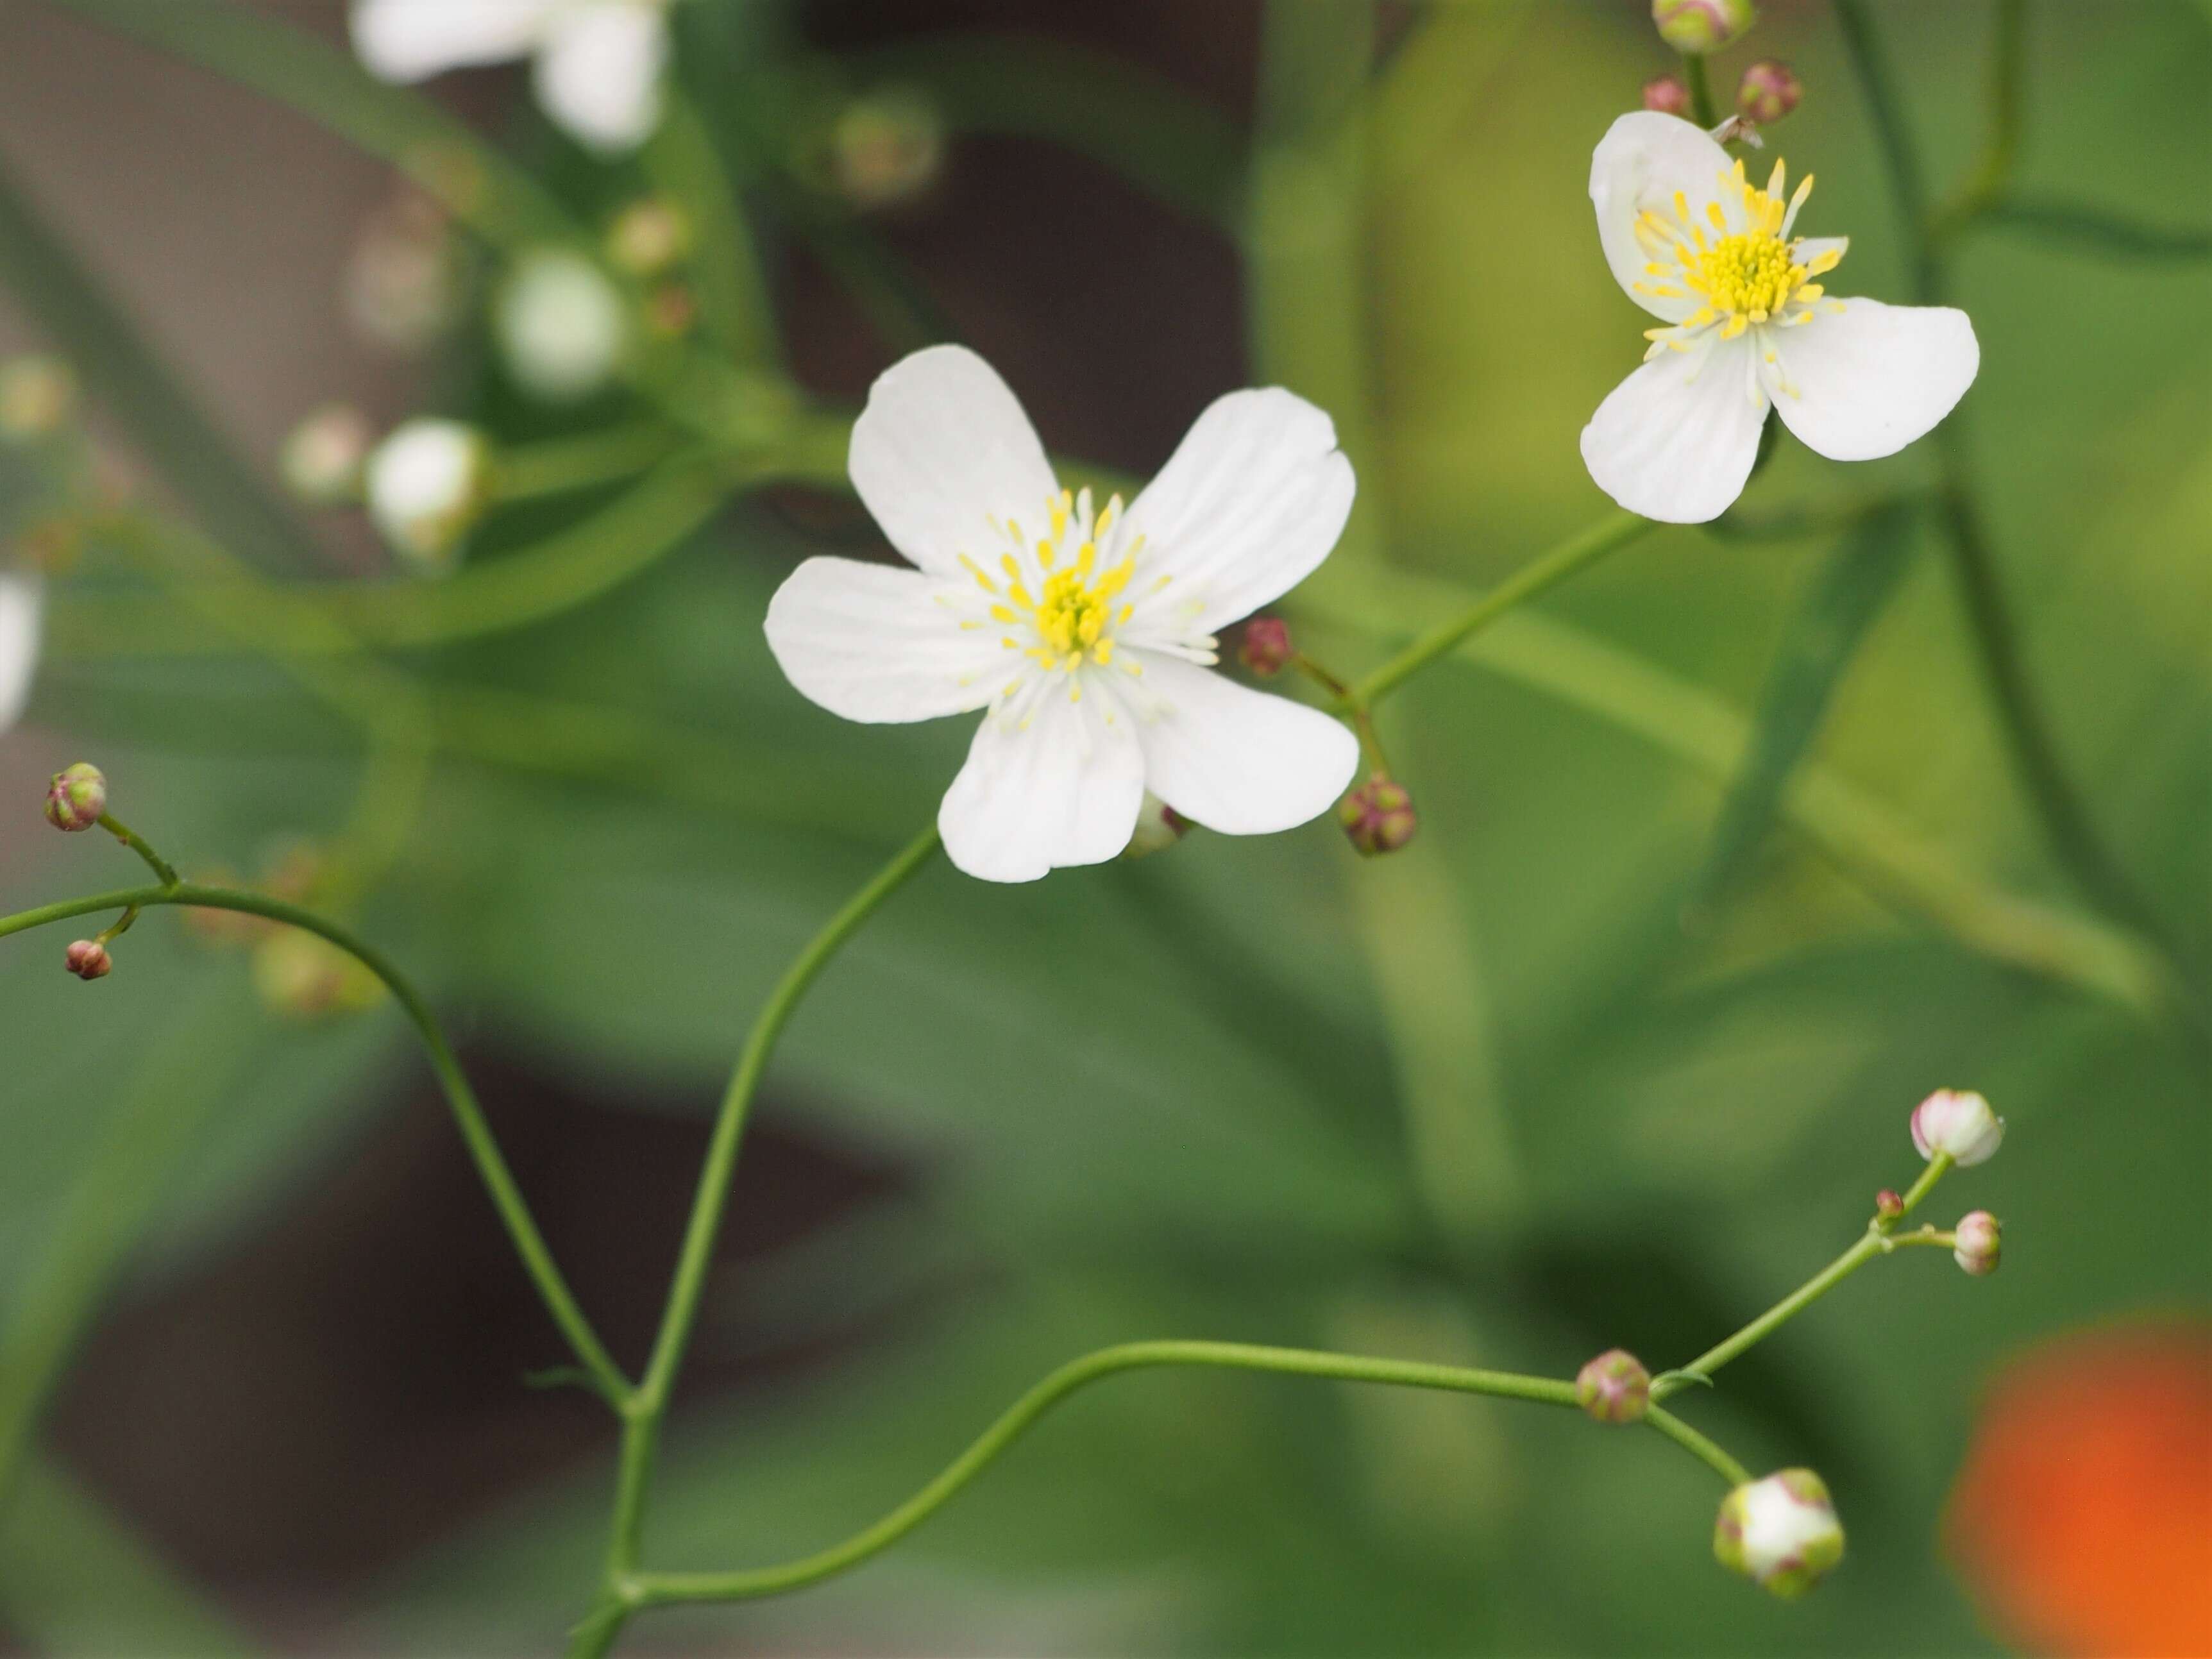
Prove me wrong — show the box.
[1911,1088,2004,1167]
[1641,74,1692,115]
[496,249,627,403]
[1737,60,1802,125]
[0,356,76,441]
[1122,791,1189,861]
[1953,1211,2002,1276]
[1239,616,1294,677]
[606,198,690,277]
[280,404,374,505]
[1340,773,1417,857]
[1714,1469,1843,1598]
[1576,1349,1651,1424]
[344,194,464,355]
[829,88,945,212]
[44,762,106,832]
[64,938,111,981]
[1653,0,1756,53]
[365,418,491,570]
[1873,1188,1904,1224]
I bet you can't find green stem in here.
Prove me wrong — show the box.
[1830,0,1936,294]
[1652,1153,1954,1401]
[1681,54,1719,130]
[492,426,688,502]
[1644,1404,1752,1487]
[95,812,177,888]
[623,1340,1586,1614]
[586,825,943,1645]
[1928,0,2025,246]
[1349,510,1651,707]
[0,883,631,1407]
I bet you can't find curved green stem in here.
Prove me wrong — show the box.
[1349,510,1651,707]
[1644,1404,1751,1488]
[94,812,177,888]
[584,825,943,1649]
[492,426,689,503]
[1680,54,1719,130]
[1652,1154,1954,1401]
[0,883,630,1407]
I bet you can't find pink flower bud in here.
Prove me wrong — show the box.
[64,939,111,981]
[1737,60,1802,125]
[1911,1089,2004,1167]
[1954,1211,2002,1276]
[1641,74,1692,116]
[1238,616,1295,677]
[44,762,106,832]
[1873,1188,1904,1223]
[1576,1349,1651,1424]
[1653,0,1756,55]
[1715,1469,1844,1597]
[1340,773,1417,857]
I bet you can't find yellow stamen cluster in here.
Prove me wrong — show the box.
[958,488,1147,682]
[1630,158,1845,349]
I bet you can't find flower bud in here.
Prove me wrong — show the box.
[1122,791,1189,861]
[494,249,627,403]
[1873,1188,1904,1224]
[64,939,112,981]
[280,404,374,505]
[1239,616,1294,677]
[364,417,491,570]
[1714,1469,1844,1598]
[0,356,76,441]
[1641,74,1692,116]
[43,762,106,832]
[1653,0,1756,54]
[1911,1088,2004,1167]
[606,198,690,278]
[829,89,945,212]
[344,193,464,355]
[1953,1210,2002,1276]
[1736,60,1802,125]
[1340,773,1417,857]
[1576,1349,1651,1424]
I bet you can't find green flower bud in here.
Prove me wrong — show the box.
[1715,1469,1844,1598]
[280,405,373,506]
[44,762,106,832]
[1576,1349,1651,1424]
[606,198,691,278]
[1653,0,1756,55]
[1340,773,1417,857]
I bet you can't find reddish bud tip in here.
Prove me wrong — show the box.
[1340,773,1417,857]
[1238,616,1295,677]
[1641,74,1692,115]
[1737,59,1802,125]
[1874,1188,1905,1222]
[64,939,111,980]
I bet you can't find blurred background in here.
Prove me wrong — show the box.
[0,0,2205,1653]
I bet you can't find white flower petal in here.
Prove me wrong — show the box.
[1793,235,1848,270]
[764,556,1006,725]
[938,684,1146,882]
[1581,332,1767,523]
[1764,299,1979,462]
[350,0,552,81]
[1121,389,1355,636]
[1127,654,1358,836]
[534,1,667,153]
[1591,111,1737,323]
[848,345,1061,582]
[0,573,41,732]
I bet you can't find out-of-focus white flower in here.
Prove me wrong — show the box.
[495,249,627,403]
[351,0,670,155]
[364,418,490,570]
[0,571,43,732]
[1581,113,1978,523]
[281,405,376,505]
[1911,1088,2004,1167]
[765,346,1360,884]
[1714,1469,1844,1598]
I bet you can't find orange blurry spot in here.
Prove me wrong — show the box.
[1946,1324,2212,1658]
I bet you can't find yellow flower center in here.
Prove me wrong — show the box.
[1630,157,1845,347]
[958,488,1148,677]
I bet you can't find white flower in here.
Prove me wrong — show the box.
[765,346,1361,884]
[1714,1469,1845,1599]
[364,418,491,569]
[1581,112,1979,523]
[496,249,627,403]
[1910,1088,2004,1166]
[350,0,669,155]
[0,572,42,732]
